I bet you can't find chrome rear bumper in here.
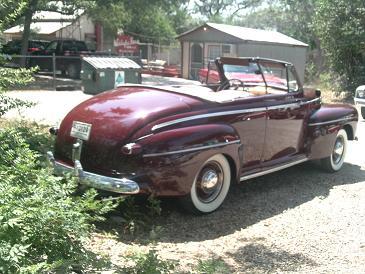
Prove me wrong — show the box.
[47,151,140,194]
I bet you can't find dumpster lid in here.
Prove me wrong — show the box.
[83,57,141,69]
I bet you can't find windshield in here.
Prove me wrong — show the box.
[223,61,289,91]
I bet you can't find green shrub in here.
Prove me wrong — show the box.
[118,196,162,235]
[0,67,35,117]
[123,248,176,274]
[196,258,231,274]
[0,126,117,273]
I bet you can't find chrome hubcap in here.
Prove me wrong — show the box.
[196,161,223,203]
[201,170,219,190]
[332,136,344,164]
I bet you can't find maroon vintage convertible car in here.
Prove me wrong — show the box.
[47,57,358,214]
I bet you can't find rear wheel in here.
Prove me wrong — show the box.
[361,107,365,119]
[321,129,347,172]
[179,154,231,214]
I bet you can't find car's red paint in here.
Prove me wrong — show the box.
[52,57,358,201]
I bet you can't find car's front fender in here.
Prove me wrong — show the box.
[307,103,358,160]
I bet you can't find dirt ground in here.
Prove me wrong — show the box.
[5,77,365,273]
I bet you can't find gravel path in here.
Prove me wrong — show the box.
[4,79,365,273]
[89,121,365,273]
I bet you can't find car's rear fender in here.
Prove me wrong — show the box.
[132,124,241,196]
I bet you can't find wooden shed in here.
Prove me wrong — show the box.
[177,23,308,83]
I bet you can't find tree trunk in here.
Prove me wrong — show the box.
[20,0,38,67]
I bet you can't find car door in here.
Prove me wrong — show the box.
[231,98,267,172]
[261,62,308,165]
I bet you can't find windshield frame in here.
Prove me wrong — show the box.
[216,57,303,94]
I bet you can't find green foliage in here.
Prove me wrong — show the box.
[0,124,118,273]
[0,0,27,30]
[0,65,35,117]
[194,0,262,22]
[3,120,55,160]
[196,258,231,274]
[314,0,365,90]
[118,196,162,235]
[124,248,176,274]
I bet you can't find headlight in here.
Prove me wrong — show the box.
[358,90,365,98]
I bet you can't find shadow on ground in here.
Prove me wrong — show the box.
[12,74,81,91]
[225,239,317,273]
[101,161,365,244]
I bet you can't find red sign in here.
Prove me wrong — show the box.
[114,34,139,54]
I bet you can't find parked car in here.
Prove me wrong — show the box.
[1,39,49,55]
[47,57,358,214]
[29,39,89,79]
[354,85,365,119]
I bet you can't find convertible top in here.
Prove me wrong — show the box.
[116,84,253,103]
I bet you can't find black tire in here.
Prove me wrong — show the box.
[320,129,347,172]
[67,64,80,79]
[361,107,365,120]
[179,154,231,214]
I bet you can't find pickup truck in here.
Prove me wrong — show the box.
[29,39,89,79]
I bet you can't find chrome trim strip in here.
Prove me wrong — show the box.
[300,97,321,105]
[267,102,300,110]
[152,108,267,131]
[143,140,241,158]
[240,158,308,181]
[47,152,140,194]
[308,117,354,126]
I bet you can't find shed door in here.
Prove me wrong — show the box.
[190,43,203,80]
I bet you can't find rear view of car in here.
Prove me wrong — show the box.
[354,85,365,119]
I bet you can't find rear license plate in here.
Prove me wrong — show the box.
[70,121,92,141]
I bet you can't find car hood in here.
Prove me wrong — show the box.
[54,86,204,171]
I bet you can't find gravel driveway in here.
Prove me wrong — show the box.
[4,79,365,273]
[90,122,365,273]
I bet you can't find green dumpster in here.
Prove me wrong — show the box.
[81,57,141,95]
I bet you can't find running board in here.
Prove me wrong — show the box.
[240,157,308,181]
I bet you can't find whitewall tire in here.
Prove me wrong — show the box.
[321,129,348,172]
[180,154,231,214]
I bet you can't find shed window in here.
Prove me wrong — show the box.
[222,44,231,54]
[208,45,221,60]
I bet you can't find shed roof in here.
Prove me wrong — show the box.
[83,57,141,69]
[177,23,308,47]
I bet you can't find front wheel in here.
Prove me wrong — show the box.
[361,107,365,119]
[179,154,231,214]
[320,129,348,172]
